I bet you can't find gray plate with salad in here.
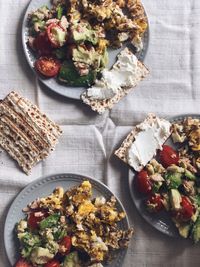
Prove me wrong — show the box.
[22,0,149,100]
[4,173,133,267]
[128,115,200,240]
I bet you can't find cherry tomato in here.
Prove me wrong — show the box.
[136,170,152,195]
[47,23,66,48]
[35,57,61,77]
[28,211,47,229]
[180,196,194,221]
[173,196,195,222]
[44,260,60,267]
[146,194,163,212]
[159,145,179,167]
[15,259,32,267]
[59,236,72,255]
[34,32,53,56]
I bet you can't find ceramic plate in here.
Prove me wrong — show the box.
[128,114,200,237]
[22,0,149,100]
[4,173,130,266]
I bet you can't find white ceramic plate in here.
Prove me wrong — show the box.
[128,115,200,237]
[4,173,130,266]
[22,0,149,100]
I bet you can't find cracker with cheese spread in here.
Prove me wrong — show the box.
[115,114,172,171]
[0,91,62,174]
[81,48,149,114]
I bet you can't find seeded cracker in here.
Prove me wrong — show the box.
[81,49,149,114]
[0,91,62,174]
[115,114,172,170]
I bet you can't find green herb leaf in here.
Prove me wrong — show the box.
[58,61,96,87]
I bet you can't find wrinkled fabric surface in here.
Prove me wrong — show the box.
[0,0,200,266]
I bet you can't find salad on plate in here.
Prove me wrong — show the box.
[27,0,148,86]
[14,181,133,267]
[135,117,200,242]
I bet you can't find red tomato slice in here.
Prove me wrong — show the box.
[146,194,163,212]
[15,259,32,267]
[180,196,194,221]
[44,260,60,267]
[59,236,72,255]
[34,32,53,56]
[136,170,152,195]
[47,23,66,48]
[174,196,195,222]
[35,57,61,77]
[28,211,47,229]
[159,145,179,168]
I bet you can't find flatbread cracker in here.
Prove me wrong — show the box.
[81,51,149,114]
[115,114,156,164]
[0,91,62,174]
[115,114,171,171]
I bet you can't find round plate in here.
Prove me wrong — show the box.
[128,114,200,237]
[4,173,130,267]
[22,0,149,100]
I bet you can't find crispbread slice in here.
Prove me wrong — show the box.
[0,102,50,156]
[81,56,149,114]
[0,91,62,174]
[115,114,157,165]
[115,114,171,171]
[4,91,62,147]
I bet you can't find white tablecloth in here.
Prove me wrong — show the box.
[1,0,200,266]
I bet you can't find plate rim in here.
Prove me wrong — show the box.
[21,0,150,100]
[4,172,131,266]
[128,114,200,237]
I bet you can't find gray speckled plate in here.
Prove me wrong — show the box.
[4,173,130,267]
[22,0,149,100]
[128,114,200,237]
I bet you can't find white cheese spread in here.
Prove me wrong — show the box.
[86,48,138,100]
[127,117,171,171]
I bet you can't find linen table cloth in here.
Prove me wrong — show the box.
[1,0,200,266]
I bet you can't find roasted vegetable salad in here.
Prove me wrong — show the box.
[15,181,133,267]
[135,117,200,242]
[27,0,147,86]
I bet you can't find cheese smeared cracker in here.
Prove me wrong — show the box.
[115,114,172,171]
[81,48,149,114]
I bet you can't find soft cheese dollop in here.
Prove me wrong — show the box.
[86,48,138,100]
[127,117,171,171]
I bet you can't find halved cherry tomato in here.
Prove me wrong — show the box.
[173,196,195,222]
[44,260,60,267]
[15,258,32,267]
[59,236,72,255]
[34,32,53,56]
[28,211,47,229]
[136,170,152,195]
[179,196,194,221]
[35,57,61,77]
[146,194,163,212]
[159,145,179,168]
[47,23,66,48]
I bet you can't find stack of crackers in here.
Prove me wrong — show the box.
[0,91,62,174]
